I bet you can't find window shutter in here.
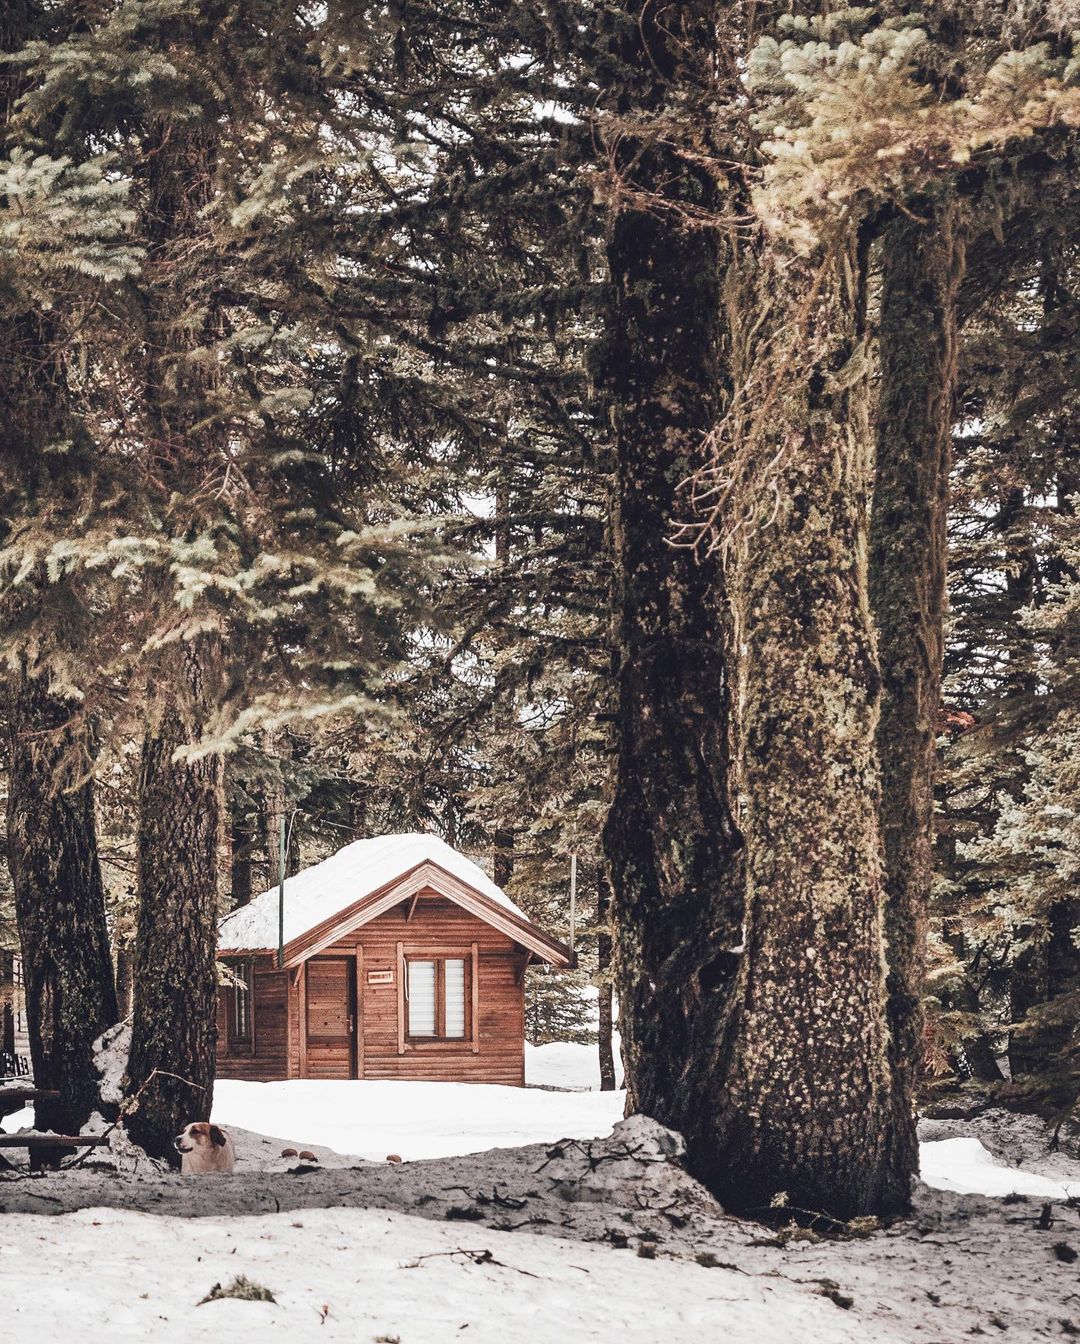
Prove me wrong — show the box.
[444,959,466,1038]
[407,960,436,1036]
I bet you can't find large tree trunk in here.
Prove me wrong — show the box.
[714,236,909,1219]
[1,6,118,1155]
[125,640,224,1160]
[870,204,966,1168]
[124,119,226,1162]
[6,665,117,1152]
[598,0,745,1165]
[596,868,617,1092]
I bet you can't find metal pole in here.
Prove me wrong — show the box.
[569,851,577,967]
[277,814,286,969]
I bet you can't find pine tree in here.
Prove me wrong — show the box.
[0,0,123,1152]
[594,0,744,1175]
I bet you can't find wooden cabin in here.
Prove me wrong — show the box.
[215,833,571,1086]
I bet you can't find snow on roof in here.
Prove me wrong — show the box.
[218,832,529,953]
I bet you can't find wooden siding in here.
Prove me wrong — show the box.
[216,956,288,1081]
[217,891,527,1085]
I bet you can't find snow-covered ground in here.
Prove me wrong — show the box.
[210,1076,626,1162]
[5,1039,1079,1205]
[4,1040,1078,1206]
[4,1108,1079,1343]
[526,1038,624,1090]
[6,1040,1080,1342]
[1,1199,890,1344]
[921,1134,1080,1200]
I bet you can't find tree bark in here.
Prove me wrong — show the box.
[125,639,224,1160]
[870,203,966,1173]
[1,5,118,1155]
[229,800,255,909]
[114,942,136,1019]
[6,665,117,1153]
[715,236,909,1219]
[597,0,745,1172]
[596,868,617,1092]
[124,118,226,1162]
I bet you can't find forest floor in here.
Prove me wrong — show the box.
[1,1045,1079,1342]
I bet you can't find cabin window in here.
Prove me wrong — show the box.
[230,962,253,1044]
[406,957,468,1040]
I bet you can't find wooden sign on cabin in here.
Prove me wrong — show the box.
[367,969,394,986]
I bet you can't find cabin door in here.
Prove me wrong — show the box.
[304,957,356,1079]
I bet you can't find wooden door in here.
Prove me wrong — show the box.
[304,957,356,1079]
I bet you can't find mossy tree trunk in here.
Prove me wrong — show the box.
[714,236,909,1219]
[6,664,118,1154]
[123,122,226,1162]
[125,640,224,1159]
[870,204,966,1166]
[597,0,745,1165]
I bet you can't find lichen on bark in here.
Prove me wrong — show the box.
[711,232,911,1219]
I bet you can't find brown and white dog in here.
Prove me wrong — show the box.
[174,1122,236,1174]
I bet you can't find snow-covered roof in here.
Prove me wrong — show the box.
[218,832,539,958]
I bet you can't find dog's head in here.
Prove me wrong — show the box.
[174,1122,229,1156]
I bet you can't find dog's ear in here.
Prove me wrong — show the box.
[209,1125,227,1147]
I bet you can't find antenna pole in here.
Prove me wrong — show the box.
[569,852,577,967]
[277,814,287,969]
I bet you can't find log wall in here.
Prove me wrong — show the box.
[216,955,288,1081]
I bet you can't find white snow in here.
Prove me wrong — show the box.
[218,832,529,952]
[1,1203,886,1344]
[919,1135,1080,1200]
[94,1018,131,1105]
[1,1104,32,1131]
[7,1057,1080,1343]
[211,1078,626,1162]
[525,1038,624,1090]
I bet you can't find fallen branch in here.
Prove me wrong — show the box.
[400,1247,540,1277]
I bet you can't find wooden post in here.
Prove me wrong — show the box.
[471,942,480,1054]
[286,967,296,1078]
[297,961,308,1078]
[396,941,406,1055]
[353,947,364,1080]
